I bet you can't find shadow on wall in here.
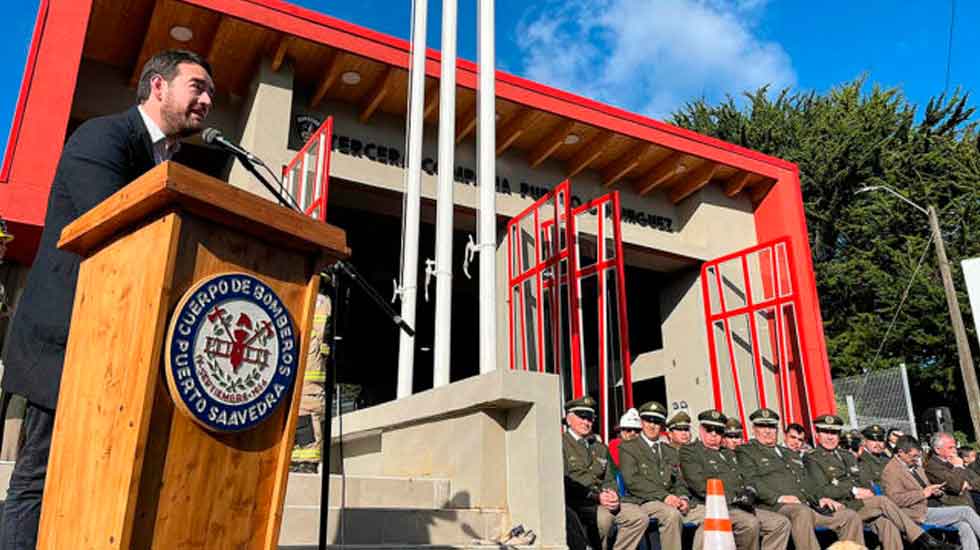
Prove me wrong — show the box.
[325,490,509,547]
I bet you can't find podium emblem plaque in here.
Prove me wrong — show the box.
[165,272,299,432]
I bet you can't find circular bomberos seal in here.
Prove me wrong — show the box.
[164,272,299,432]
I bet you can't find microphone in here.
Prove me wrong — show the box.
[201,128,262,165]
[200,127,302,213]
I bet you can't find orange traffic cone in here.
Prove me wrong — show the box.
[703,478,736,549]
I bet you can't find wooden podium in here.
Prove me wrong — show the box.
[37,162,349,549]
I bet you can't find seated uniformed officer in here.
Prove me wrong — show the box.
[806,414,949,550]
[561,396,647,550]
[619,401,703,549]
[666,411,692,449]
[723,417,744,452]
[859,424,890,489]
[784,422,809,458]
[680,409,791,550]
[736,407,865,550]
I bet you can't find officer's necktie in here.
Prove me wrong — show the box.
[910,467,929,488]
[834,450,846,469]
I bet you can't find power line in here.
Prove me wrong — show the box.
[870,231,935,369]
[944,0,956,94]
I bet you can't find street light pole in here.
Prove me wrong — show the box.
[927,204,980,438]
[857,185,980,438]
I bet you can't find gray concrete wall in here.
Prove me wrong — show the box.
[328,368,565,548]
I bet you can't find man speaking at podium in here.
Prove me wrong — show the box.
[0,49,214,549]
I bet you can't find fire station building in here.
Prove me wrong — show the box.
[0,1,836,545]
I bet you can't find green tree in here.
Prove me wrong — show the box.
[672,81,980,433]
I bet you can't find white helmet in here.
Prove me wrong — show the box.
[618,408,642,430]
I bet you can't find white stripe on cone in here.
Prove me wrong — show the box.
[704,478,736,549]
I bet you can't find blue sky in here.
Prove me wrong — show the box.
[1,0,976,156]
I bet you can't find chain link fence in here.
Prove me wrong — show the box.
[832,365,917,438]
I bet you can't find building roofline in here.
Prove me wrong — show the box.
[186,0,798,176]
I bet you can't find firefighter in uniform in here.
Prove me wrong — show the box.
[680,409,791,550]
[737,407,866,550]
[562,396,646,550]
[291,293,330,472]
[805,414,950,550]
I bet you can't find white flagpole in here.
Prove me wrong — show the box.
[432,0,458,388]
[476,0,497,374]
[396,0,428,398]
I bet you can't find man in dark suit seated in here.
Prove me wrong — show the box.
[0,49,214,550]
[926,432,980,511]
[882,435,976,550]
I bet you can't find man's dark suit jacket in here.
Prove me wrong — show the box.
[2,106,156,409]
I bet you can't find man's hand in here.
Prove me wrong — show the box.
[964,481,973,493]
[664,495,683,510]
[598,489,620,512]
[923,483,945,498]
[678,497,690,514]
[852,487,874,499]
[777,495,802,504]
[950,454,965,468]
[818,498,844,512]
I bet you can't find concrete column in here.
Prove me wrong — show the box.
[495,225,510,371]
[227,58,295,200]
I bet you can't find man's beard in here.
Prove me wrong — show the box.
[161,94,204,138]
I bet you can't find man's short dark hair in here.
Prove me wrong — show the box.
[785,422,806,435]
[894,435,920,453]
[137,50,212,103]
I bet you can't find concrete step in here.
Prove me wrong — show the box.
[278,507,508,548]
[286,473,451,509]
[1,463,451,511]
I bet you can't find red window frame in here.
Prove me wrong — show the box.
[282,116,334,221]
[700,237,815,434]
[507,181,633,440]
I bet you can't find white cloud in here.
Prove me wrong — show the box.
[514,0,795,119]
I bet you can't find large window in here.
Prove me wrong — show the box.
[701,238,813,433]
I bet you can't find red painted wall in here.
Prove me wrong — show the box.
[0,0,92,263]
[754,168,835,416]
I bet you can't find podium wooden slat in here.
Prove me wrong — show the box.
[38,162,348,549]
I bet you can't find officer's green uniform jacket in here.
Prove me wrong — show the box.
[680,440,744,504]
[722,447,740,465]
[858,451,889,488]
[562,431,618,509]
[736,439,816,510]
[618,435,688,505]
[805,446,870,510]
